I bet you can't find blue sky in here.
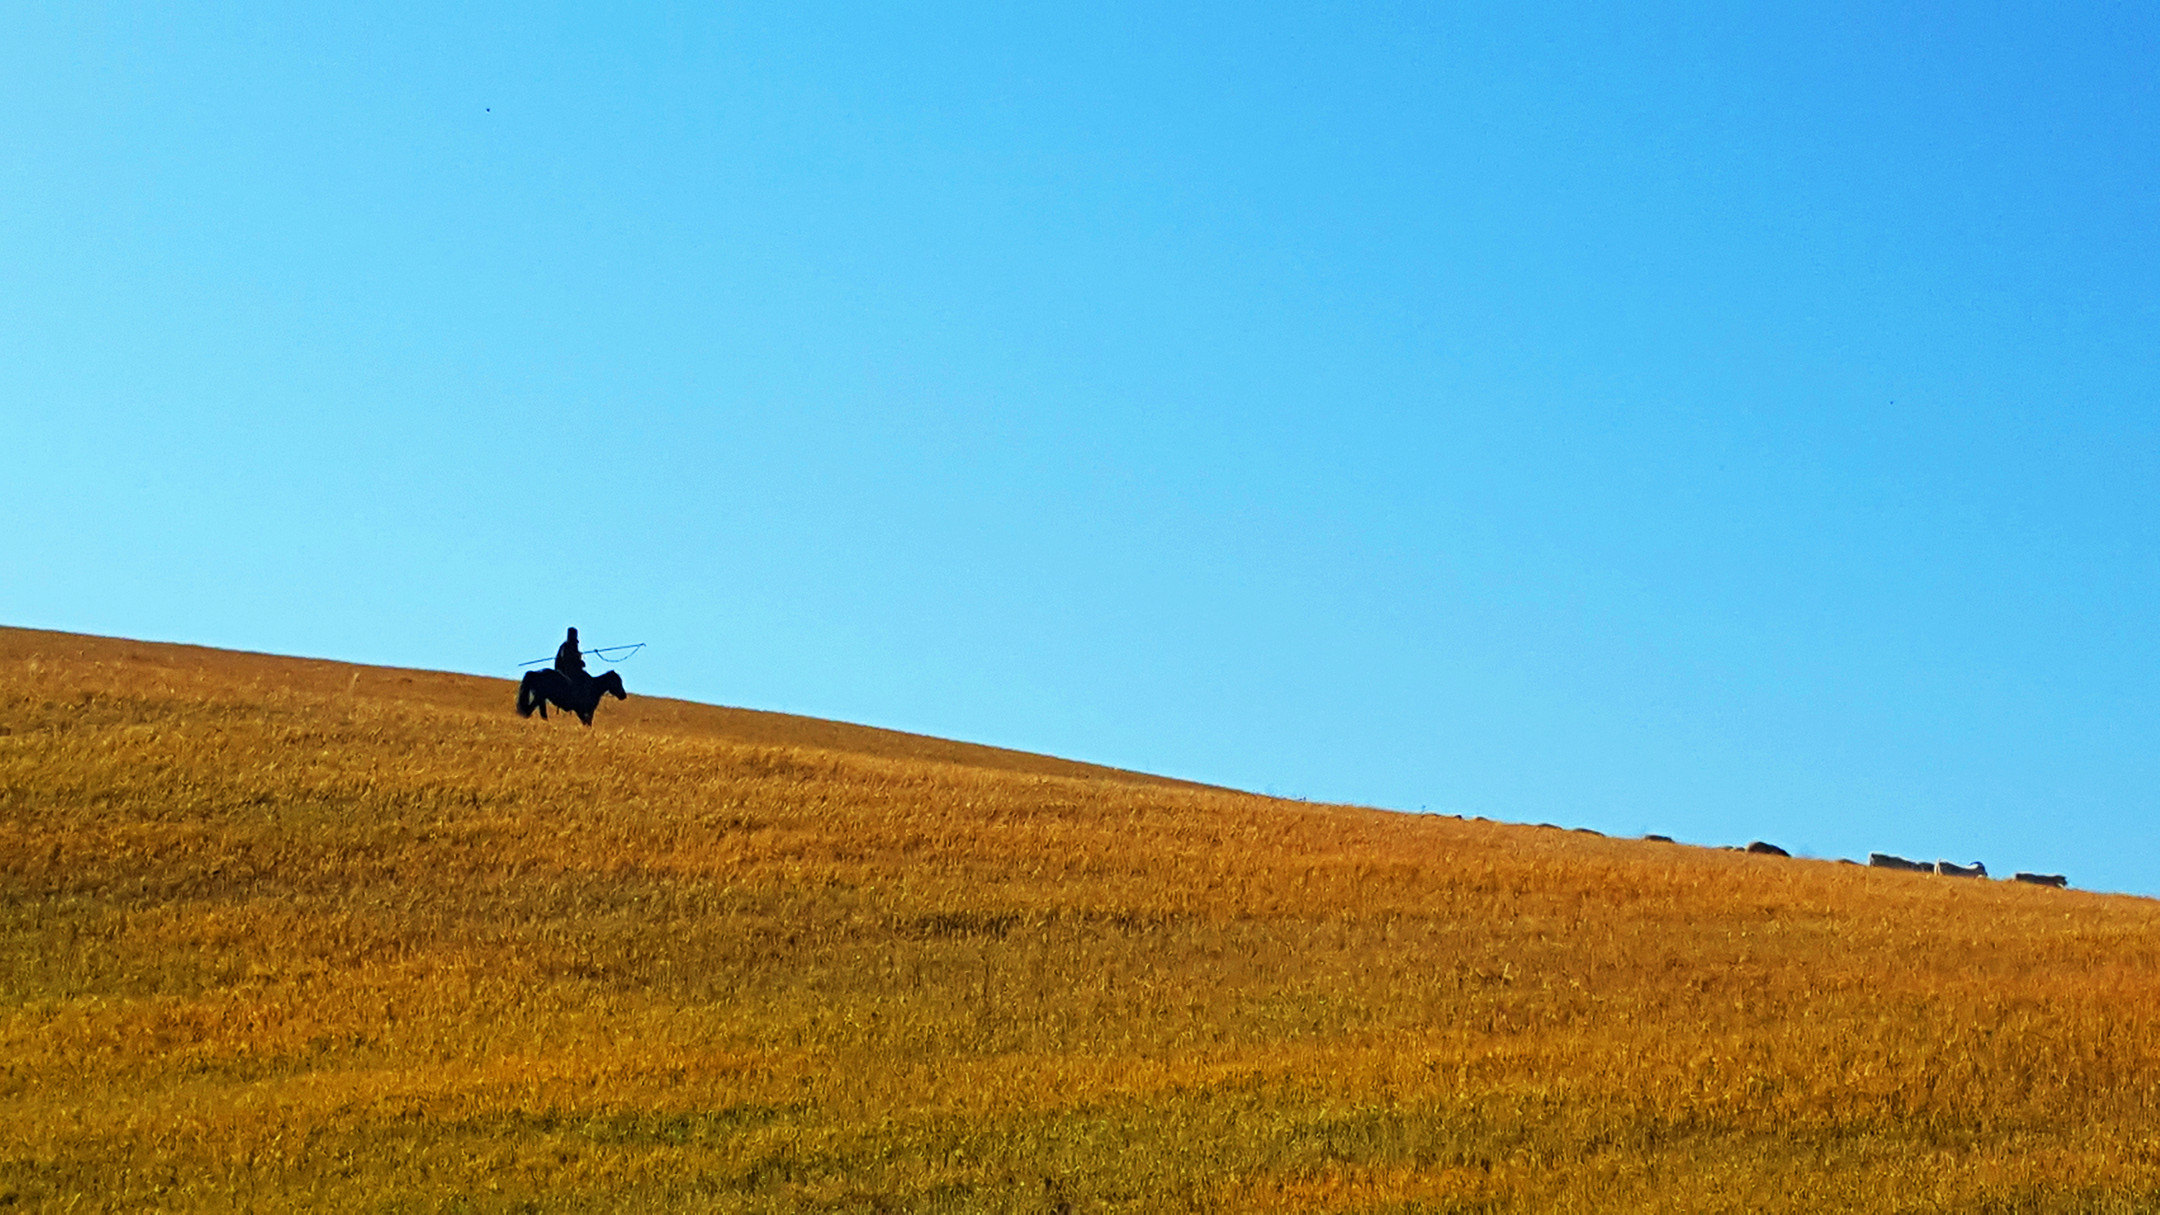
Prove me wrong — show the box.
[6,4,2158,891]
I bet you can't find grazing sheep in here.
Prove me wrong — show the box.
[1869,853,1934,873]
[1746,841,1790,857]
[2014,872,2069,888]
[1937,860,1987,878]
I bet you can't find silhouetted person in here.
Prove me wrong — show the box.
[555,627,588,681]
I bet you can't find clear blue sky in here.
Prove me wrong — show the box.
[7,5,2158,890]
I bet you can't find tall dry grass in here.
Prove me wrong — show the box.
[4,627,2160,1212]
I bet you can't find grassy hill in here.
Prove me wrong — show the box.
[5,626,2160,1212]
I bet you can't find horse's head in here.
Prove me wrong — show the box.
[596,669,628,700]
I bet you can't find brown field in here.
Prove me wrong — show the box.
[5,625,2160,1212]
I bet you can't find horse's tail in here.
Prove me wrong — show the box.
[515,672,538,718]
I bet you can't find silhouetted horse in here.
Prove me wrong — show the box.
[516,668,626,726]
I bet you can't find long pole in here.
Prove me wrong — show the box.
[517,643,645,668]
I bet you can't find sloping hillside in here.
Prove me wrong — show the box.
[0,628,1211,789]
[4,627,2160,1212]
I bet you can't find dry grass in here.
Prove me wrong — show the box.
[5,626,2160,1212]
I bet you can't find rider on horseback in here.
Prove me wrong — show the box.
[518,628,626,725]
[555,627,589,684]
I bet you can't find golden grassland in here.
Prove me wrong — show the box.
[6,627,2160,1212]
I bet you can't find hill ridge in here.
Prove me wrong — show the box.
[0,624,1221,793]
[9,621,2160,1210]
